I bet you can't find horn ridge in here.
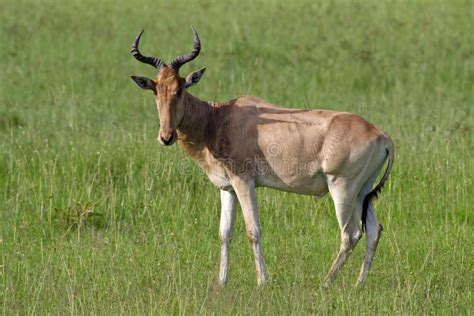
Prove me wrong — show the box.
[131,29,165,69]
[170,26,201,72]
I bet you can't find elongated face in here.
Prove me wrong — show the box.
[154,67,184,145]
[131,66,206,146]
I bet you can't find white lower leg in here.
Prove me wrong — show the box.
[230,177,267,285]
[219,241,230,286]
[324,232,361,286]
[251,235,267,285]
[218,190,237,286]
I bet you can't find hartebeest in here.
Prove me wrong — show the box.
[130,28,394,287]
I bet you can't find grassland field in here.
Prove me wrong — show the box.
[1,0,473,314]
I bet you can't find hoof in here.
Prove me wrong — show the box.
[322,278,332,289]
[257,275,268,286]
[355,278,366,288]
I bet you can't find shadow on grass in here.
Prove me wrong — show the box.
[0,112,24,131]
[54,202,107,231]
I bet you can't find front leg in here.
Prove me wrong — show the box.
[230,176,268,285]
[219,189,237,286]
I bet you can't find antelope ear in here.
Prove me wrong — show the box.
[130,76,155,91]
[184,68,206,88]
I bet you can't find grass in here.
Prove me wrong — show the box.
[1,0,472,314]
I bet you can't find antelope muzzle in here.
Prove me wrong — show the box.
[158,127,176,146]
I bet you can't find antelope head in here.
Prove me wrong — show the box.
[130,27,206,146]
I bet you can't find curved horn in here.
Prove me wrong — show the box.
[131,30,165,69]
[170,26,201,72]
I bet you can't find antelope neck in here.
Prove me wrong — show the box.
[177,92,215,147]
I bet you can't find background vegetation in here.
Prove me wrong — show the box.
[1,0,472,313]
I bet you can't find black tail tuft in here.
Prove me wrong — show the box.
[361,146,393,232]
[361,185,383,232]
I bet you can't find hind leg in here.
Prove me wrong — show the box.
[353,164,385,286]
[357,202,383,286]
[323,178,362,287]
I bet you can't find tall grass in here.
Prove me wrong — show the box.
[1,0,472,313]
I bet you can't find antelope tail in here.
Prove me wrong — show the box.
[361,139,394,232]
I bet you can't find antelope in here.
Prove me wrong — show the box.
[130,27,394,287]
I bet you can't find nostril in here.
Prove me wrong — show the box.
[160,135,174,145]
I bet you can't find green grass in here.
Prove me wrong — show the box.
[1,0,472,314]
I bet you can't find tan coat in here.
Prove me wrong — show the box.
[131,29,394,287]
